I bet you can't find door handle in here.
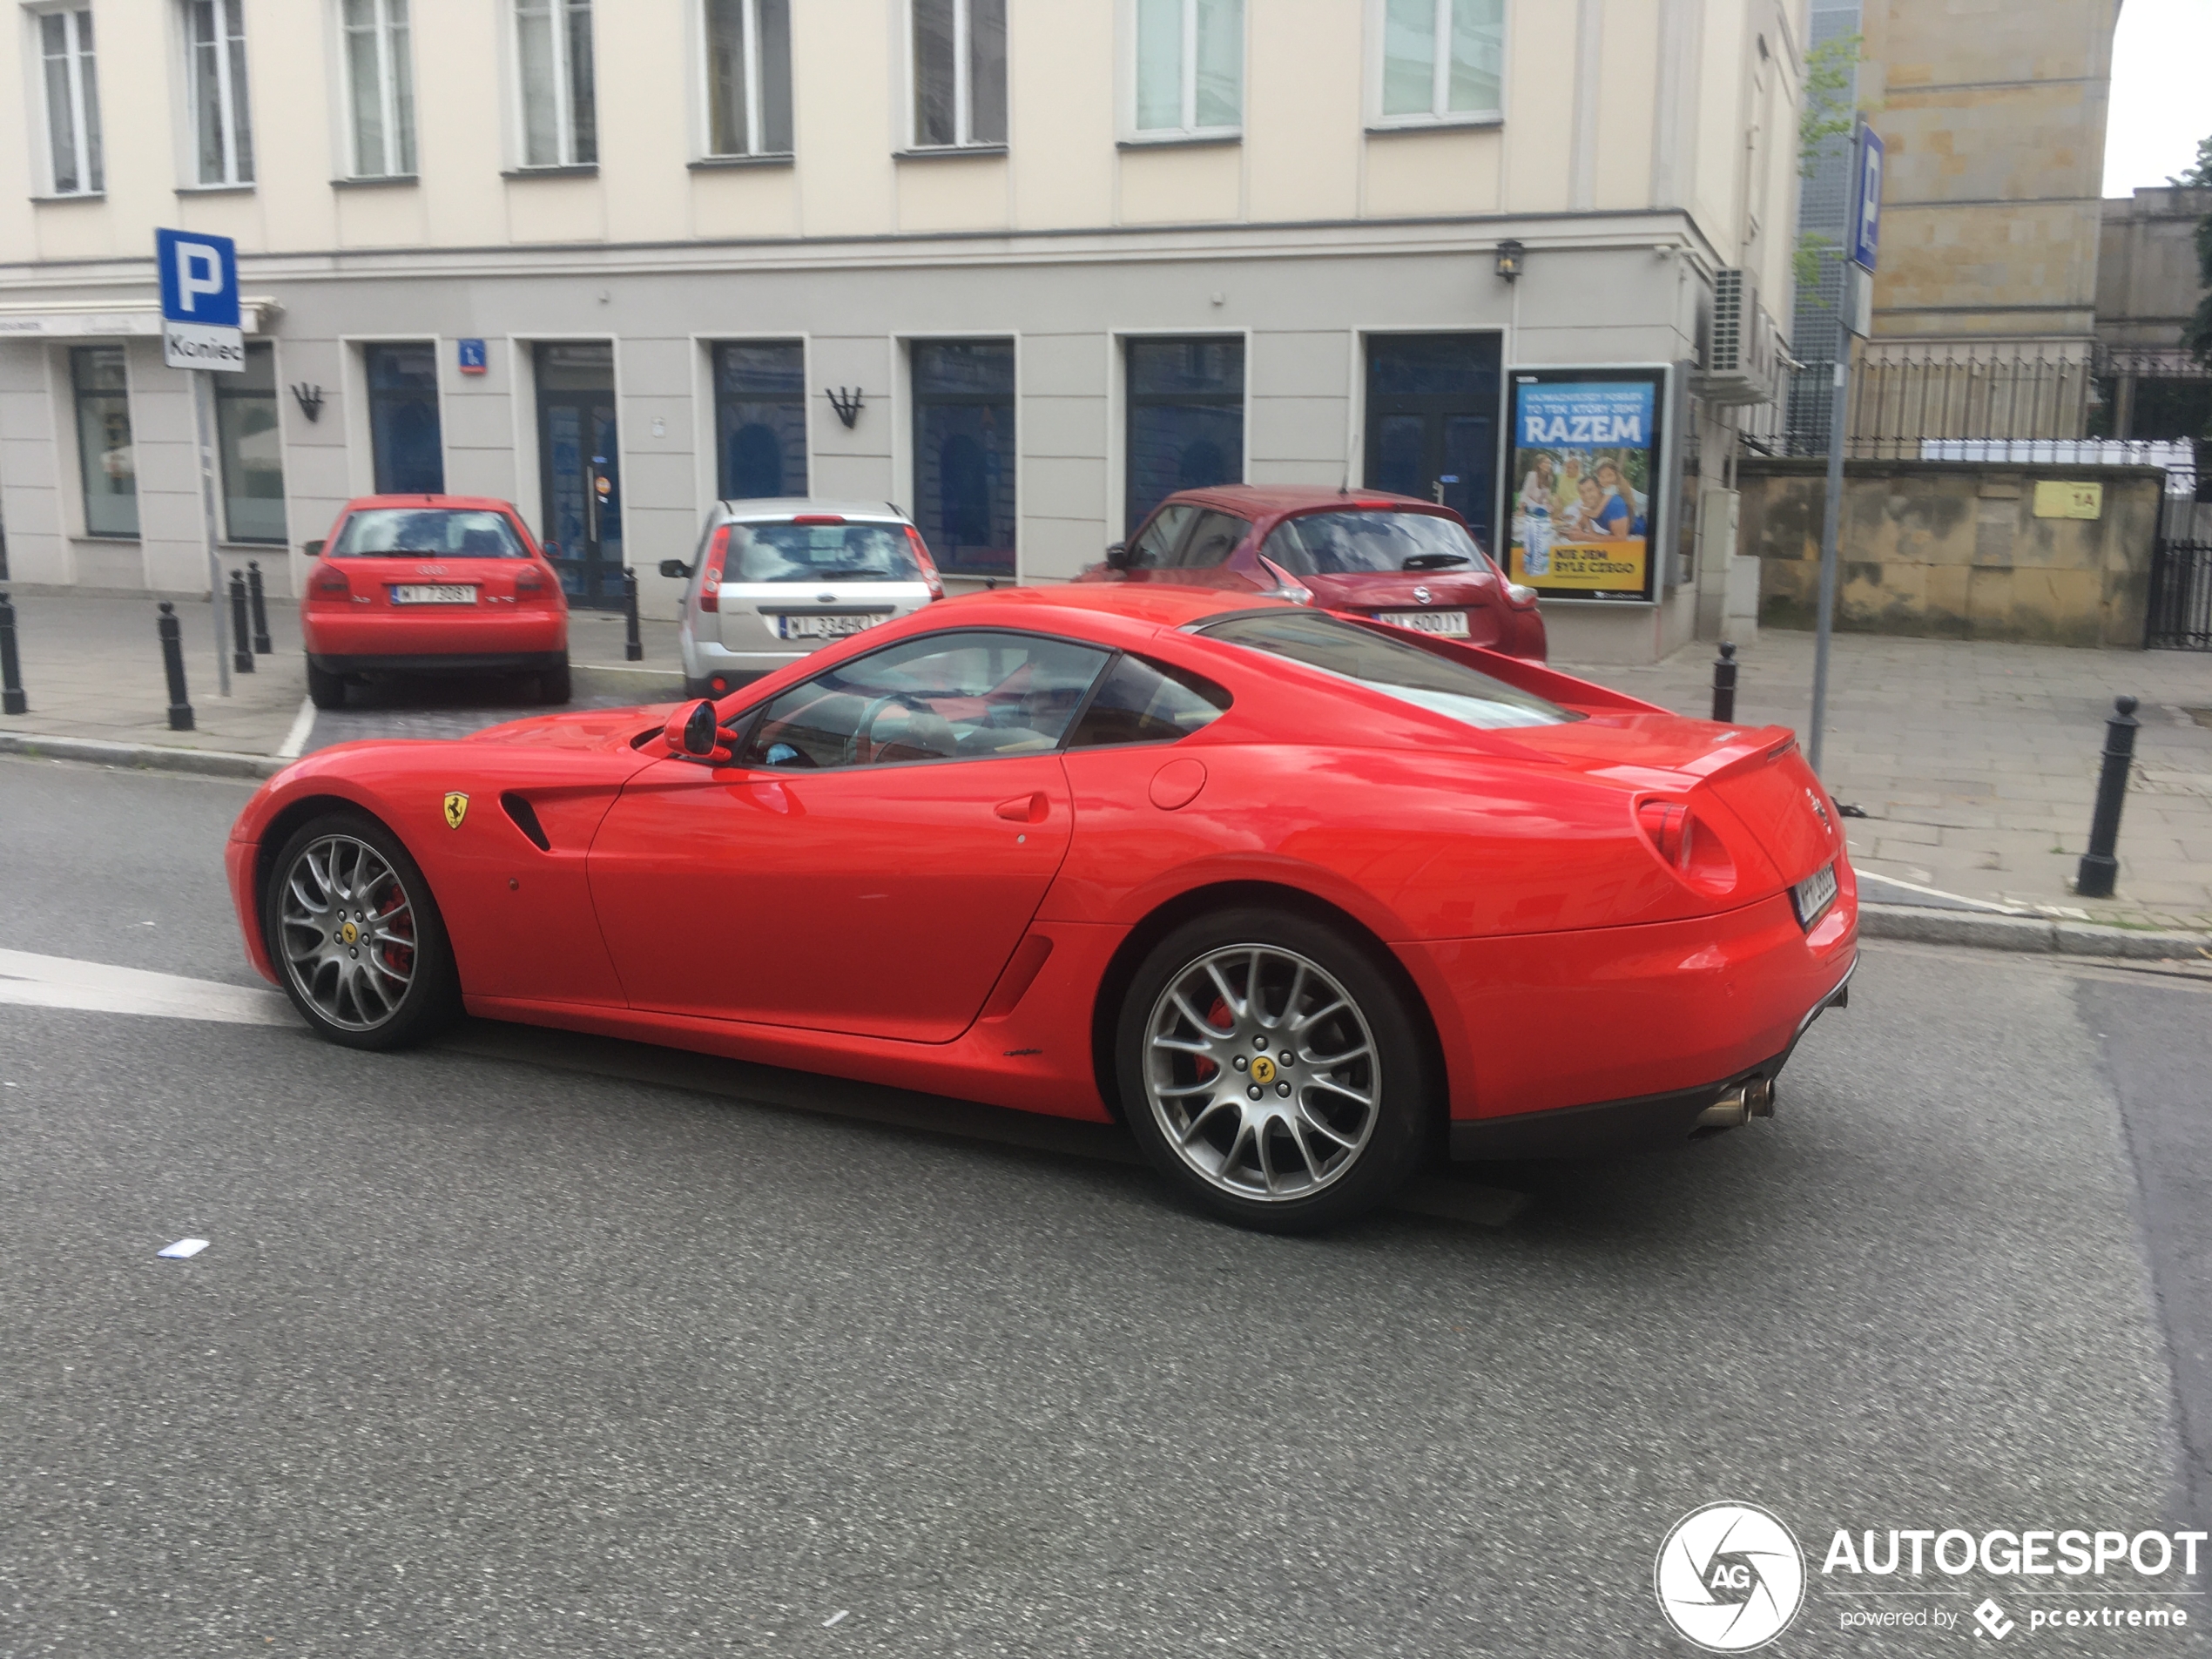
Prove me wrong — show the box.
[995,792,1049,824]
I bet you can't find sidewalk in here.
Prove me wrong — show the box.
[4,589,2207,929]
[1558,630,2212,931]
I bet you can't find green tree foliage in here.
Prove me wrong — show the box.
[2175,135,2212,372]
[1794,34,1865,303]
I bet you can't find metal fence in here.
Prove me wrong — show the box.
[1746,344,2098,460]
[2147,446,2210,651]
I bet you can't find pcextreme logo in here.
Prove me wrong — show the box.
[1655,1502,1807,1651]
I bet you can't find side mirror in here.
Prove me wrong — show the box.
[1103,542,1130,570]
[658,558,692,580]
[663,699,730,762]
[303,540,325,558]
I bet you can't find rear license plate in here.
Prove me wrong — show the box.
[778,612,888,640]
[392,584,477,605]
[1791,862,1838,929]
[1378,610,1471,637]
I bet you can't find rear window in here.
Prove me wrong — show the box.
[1261,510,1482,576]
[331,509,527,559]
[729,522,923,583]
[1197,610,1577,731]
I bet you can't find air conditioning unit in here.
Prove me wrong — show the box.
[1699,268,1783,407]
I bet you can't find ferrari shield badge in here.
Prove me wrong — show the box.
[443,792,469,830]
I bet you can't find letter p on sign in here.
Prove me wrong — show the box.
[155,228,240,327]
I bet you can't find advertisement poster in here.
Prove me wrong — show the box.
[1504,368,1667,602]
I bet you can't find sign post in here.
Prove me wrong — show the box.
[156,229,245,697]
[1808,125,1882,779]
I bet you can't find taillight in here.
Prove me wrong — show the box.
[309,561,350,599]
[514,566,548,598]
[1638,799,1737,892]
[698,524,732,612]
[905,526,944,599]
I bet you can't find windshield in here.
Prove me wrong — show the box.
[1261,510,1484,576]
[331,509,528,559]
[1197,610,1578,731]
[730,522,923,583]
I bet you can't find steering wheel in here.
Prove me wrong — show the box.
[840,691,929,765]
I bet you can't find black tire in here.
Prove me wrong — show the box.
[306,660,346,710]
[538,658,572,705]
[1115,907,1433,1233]
[263,809,462,1051]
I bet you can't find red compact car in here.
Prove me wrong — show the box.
[226,584,1853,1232]
[1080,485,1547,660]
[300,496,570,709]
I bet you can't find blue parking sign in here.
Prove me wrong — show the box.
[156,229,239,326]
[1849,127,1883,273]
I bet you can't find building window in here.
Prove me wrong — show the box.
[364,342,444,495]
[714,342,807,500]
[911,0,1005,149]
[71,347,137,539]
[1134,0,1241,137]
[705,0,792,158]
[1125,337,1243,535]
[1378,0,1503,124]
[342,0,415,178]
[912,340,1015,577]
[185,0,254,185]
[516,0,596,166]
[216,343,287,543]
[38,9,104,196]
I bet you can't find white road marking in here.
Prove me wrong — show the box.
[276,696,316,759]
[0,948,293,1026]
[157,1238,210,1259]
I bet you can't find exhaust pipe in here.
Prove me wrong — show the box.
[1694,1077,1776,1132]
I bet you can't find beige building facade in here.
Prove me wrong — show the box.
[0,0,1807,662]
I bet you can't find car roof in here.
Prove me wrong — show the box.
[713,497,912,523]
[1156,484,1448,516]
[340,495,523,513]
[921,582,1278,632]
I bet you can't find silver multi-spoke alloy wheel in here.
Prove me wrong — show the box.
[1143,943,1382,1202]
[278,833,420,1032]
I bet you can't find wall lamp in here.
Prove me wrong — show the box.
[290,382,324,422]
[1494,240,1525,282]
[826,387,865,428]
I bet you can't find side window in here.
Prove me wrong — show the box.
[1066,655,1231,748]
[738,631,1109,769]
[1126,502,1195,570]
[1176,510,1250,569]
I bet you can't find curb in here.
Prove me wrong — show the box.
[0,732,286,780]
[1859,902,2212,962]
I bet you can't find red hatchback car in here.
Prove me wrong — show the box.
[1082,485,1546,659]
[301,496,570,709]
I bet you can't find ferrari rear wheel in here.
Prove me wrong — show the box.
[266,811,459,1050]
[1117,908,1432,1232]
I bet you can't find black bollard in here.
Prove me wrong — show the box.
[247,560,273,654]
[1710,640,1737,725]
[227,571,255,673]
[2074,695,2140,900]
[158,602,195,731]
[0,590,25,715]
[623,565,643,662]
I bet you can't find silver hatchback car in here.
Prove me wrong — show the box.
[662,499,944,695]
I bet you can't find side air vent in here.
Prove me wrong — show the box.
[500,792,551,851]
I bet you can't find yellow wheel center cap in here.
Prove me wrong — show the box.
[338,921,359,946]
[1250,1055,1277,1085]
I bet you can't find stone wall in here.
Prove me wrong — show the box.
[1738,459,2165,646]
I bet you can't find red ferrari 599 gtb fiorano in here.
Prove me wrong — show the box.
[228,584,1854,1231]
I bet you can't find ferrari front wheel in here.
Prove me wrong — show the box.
[265,811,460,1050]
[1116,908,1433,1232]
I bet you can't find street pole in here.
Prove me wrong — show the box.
[191,367,232,697]
[1807,350,1849,778]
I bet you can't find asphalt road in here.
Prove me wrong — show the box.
[3,755,2208,1656]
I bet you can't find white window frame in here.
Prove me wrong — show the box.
[907,0,1003,152]
[1126,0,1243,142]
[183,0,253,186]
[341,0,415,179]
[1367,0,1507,132]
[513,0,594,168]
[32,5,103,197]
[700,0,790,158]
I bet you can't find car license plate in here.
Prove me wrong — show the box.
[1378,610,1471,637]
[778,612,887,639]
[1791,862,1838,929]
[392,584,477,605]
